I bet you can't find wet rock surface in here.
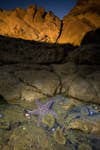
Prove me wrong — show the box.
[0,47,100,149]
[0,61,100,104]
[0,96,100,150]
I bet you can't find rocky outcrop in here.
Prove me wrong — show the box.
[0,1,100,149]
[0,61,100,104]
[0,34,100,104]
[57,0,100,45]
[0,0,100,45]
[0,5,61,43]
[0,35,75,64]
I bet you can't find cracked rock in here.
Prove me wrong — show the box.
[0,72,21,102]
[15,69,60,97]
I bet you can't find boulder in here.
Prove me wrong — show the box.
[57,0,100,45]
[52,62,100,104]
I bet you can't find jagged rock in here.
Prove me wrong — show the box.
[57,0,100,45]
[33,7,45,22]
[0,0,100,44]
[27,5,36,16]
[0,5,61,43]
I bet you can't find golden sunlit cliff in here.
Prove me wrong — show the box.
[57,0,100,45]
[0,0,100,45]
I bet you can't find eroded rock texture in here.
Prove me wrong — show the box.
[0,5,61,43]
[0,0,100,45]
[58,0,100,45]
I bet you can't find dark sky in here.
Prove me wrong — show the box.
[0,0,77,18]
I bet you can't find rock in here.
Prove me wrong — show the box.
[42,114,55,128]
[81,28,100,45]
[78,143,92,150]
[53,127,66,145]
[68,118,100,135]
[0,35,65,64]
[15,69,60,97]
[57,17,91,45]
[0,64,61,103]
[27,4,36,16]
[21,85,46,101]
[0,72,21,102]
[0,6,61,43]
[0,95,100,149]
[0,61,100,104]
[33,7,45,22]
[68,44,100,65]
[0,0,100,45]
[57,0,100,45]
[63,102,100,135]
[52,62,100,104]
[8,125,50,149]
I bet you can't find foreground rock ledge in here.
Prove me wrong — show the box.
[0,62,100,104]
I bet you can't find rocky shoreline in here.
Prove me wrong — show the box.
[0,34,100,149]
[0,0,100,149]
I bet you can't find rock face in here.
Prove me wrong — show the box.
[0,5,61,43]
[0,35,75,64]
[0,34,100,104]
[0,1,100,149]
[0,0,100,45]
[57,0,100,45]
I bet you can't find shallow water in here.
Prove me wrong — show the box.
[0,96,100,150]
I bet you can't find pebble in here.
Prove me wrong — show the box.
[24,113,31,119]
[23,127,26,130]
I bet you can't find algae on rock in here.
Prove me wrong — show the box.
[42,114,55,128]
[78,143,92,150]
[53,127,66,145]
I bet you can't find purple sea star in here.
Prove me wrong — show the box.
[24,99,57,127]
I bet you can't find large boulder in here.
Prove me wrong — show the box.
[0,62,100,104]
[52,62,100,104]
[57,0,100,45]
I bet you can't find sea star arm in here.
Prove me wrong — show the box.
[49,110,57,118]
[37,115,42,127]
[45,100,54,109]
[35,99,42,107]
[26,109,39,115]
